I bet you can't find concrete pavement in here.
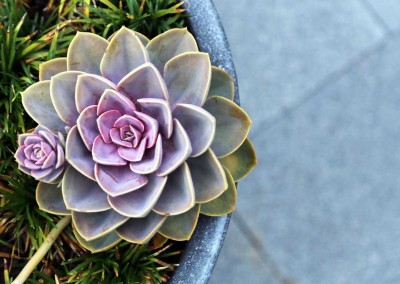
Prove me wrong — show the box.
[210,1,400,283]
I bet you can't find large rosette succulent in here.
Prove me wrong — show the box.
[18,27,256,252]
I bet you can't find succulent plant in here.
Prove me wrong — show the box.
[18,27,256,252]
[14,125,66,183]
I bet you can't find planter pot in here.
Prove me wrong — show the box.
[169,0,239,283]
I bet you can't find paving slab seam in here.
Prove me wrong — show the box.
[252,31,394,135]
[358,0,391,34]
[233,211,294,284]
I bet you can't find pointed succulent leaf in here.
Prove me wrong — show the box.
[77,105,99,151]
[55,144,65,169]
[39,58,67,81]
[97,109,122,143]
[92,135,127,166]
[134,31,150,46]
[18,164,31,176]
[200,168,237,216]
[95,164,148,197]
[42,152,57,169]
[24,134,41,146]
[134,111,158,148]
[116,211,167,244]
[31,168,52,179]
[36,181,70,215]
[14,147,26,165]
[75,74,116,113]
[118,137,147,162]
[73,210,128,241]
[100,26,149,84]
[41,166,64,184]
[17,133,32,146]
[35,125,56,146]
[147,28,198,73]
[187,149,227,203]
[219,138,257,182]
[66,126,96,180]
[149,234,168,250]
[62,166,111,212]
[173,103,216,157]
[26,160,42,170]
[159,204,200,241]
[97,89,136,116]
[164,52,211,109]
[207,66,234,100]
[73,229,121,253]
[156,119,192,176]
[41,152,56,169]
[21,81,67,132]
[67,32,108,75]
[138,98,173,138]
[130,134,163,174]
[114,114,144,131]
[204,96,251,157]
[108,30,150,46]
[117,63,168,101]
[50,71,83,126]
[153,163,195,215]
[109,173,167,217]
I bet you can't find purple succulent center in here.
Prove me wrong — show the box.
[28,142,51,162]
[119,124,141,146]
[109,114,149,151]
[15,126,65,182]
[123,130,134,140]
[33,148,42,158]
[90,106,159,166]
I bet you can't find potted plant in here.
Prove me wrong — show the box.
[0,0,256,283]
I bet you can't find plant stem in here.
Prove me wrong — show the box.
[12,215,72,284]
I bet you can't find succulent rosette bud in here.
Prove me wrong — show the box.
[14,125,66,184]
[19,27,256,252]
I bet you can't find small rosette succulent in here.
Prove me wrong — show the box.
[14,125,66,183]
[18,27,256,252]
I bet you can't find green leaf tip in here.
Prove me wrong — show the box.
[219,138,257,182]
[200,167,237,216]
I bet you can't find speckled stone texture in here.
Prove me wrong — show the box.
[169,0,237,283]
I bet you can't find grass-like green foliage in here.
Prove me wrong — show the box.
[0,0,187,282]
[61,240,180,284]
